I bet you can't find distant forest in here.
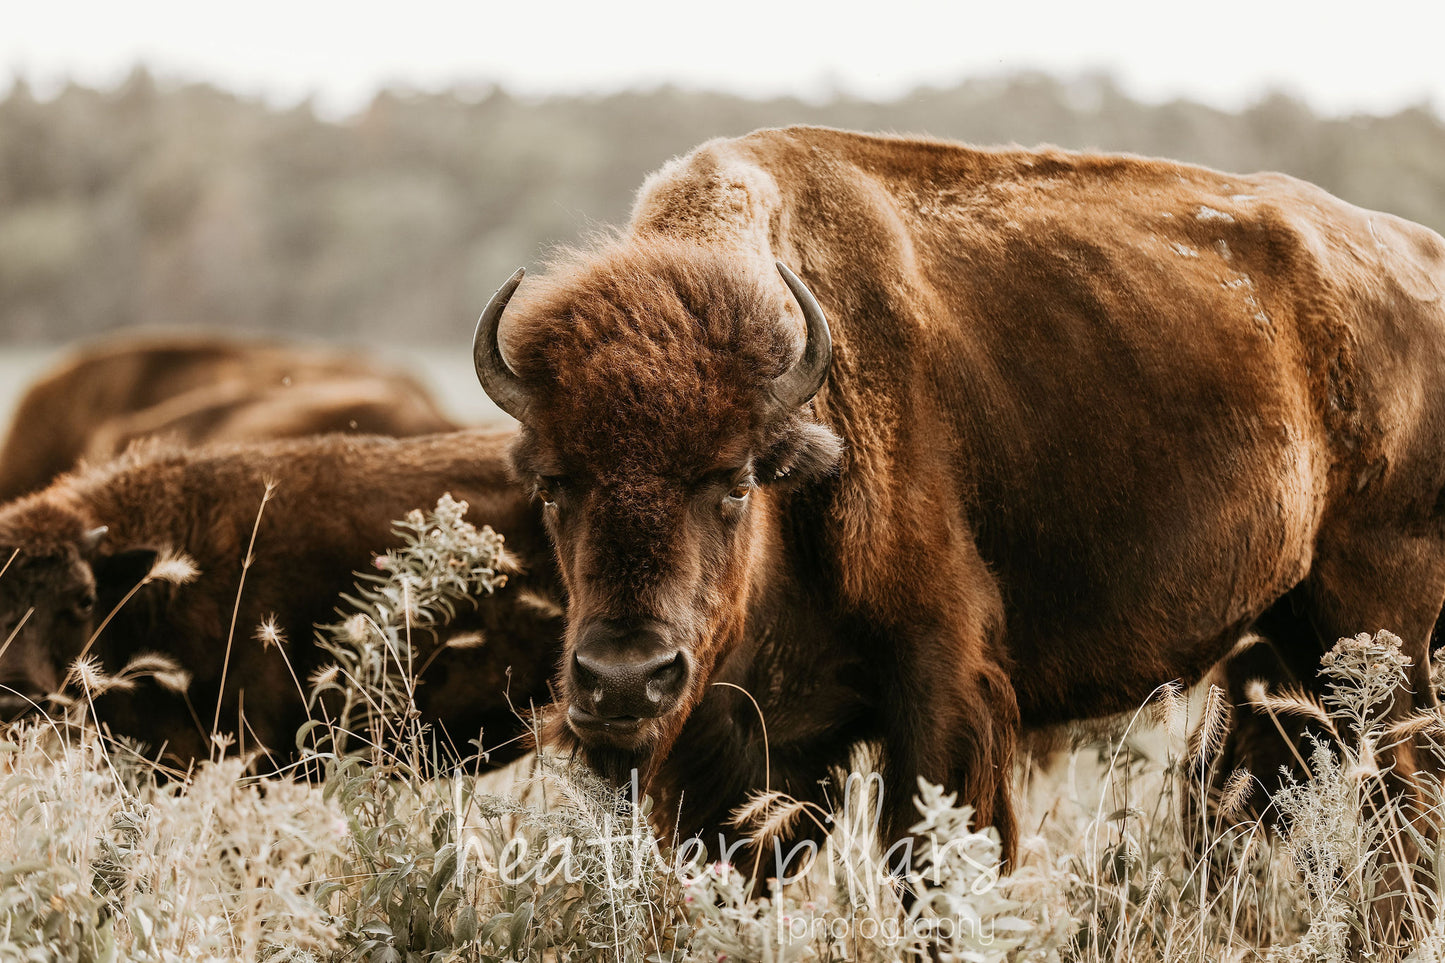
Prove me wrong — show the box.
[2,69,1443,343]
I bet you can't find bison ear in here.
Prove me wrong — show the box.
[758,420,844,488]
[93,548,159,599]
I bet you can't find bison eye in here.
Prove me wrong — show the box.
[75,593,96,616]
[727,480,753,503]
[535,481,558,508]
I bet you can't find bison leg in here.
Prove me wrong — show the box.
[1303,554,1445,946]
[1210,541,1445,944]
[1202,537,1445,819]
[1294,547,1442,818]
[1190,593,1332,832]
[876,619,1020,870]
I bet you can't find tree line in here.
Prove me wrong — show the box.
[1,69,1441,343]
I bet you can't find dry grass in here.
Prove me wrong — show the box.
[2,497,1444,961]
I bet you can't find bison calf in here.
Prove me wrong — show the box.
[0,429,561,769]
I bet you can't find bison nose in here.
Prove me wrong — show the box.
[571,621,687,720]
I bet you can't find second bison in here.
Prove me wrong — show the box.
[0,429,561,768]
[0,333,462,501]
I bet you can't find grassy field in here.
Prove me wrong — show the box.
[2,340,1444,961]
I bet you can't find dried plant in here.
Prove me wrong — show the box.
[3,499,1445,962]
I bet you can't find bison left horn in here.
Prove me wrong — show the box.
[771,262,833,412]
[473,267,531,421]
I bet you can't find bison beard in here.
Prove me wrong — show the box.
[473,126,1445,878]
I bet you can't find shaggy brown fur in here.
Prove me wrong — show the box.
[0,333,461,501]
[479,126,1445,874]
[0,430,562,769]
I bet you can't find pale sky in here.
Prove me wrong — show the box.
[4,0,1445,118]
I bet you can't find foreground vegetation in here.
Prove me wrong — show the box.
[2,496,1444,960]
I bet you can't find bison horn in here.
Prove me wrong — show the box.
[770,262,833,412]
[473,267,531,421]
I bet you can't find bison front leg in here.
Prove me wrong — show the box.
[874,609,1021,870]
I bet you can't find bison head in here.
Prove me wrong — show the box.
[0,502,160,717]
[473,241,842,772]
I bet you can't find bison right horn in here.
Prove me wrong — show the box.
[770,262,833,413]
[473,267,532,421]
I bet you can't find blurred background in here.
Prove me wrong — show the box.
[3,0,1444,424]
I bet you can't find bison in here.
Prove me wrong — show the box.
[0,333,461,502]
[0,429,562,769]
[472,125,1445,869]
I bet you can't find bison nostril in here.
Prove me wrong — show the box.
[570,653,607,708]
[573,652,598,685]
[644,653,685,704]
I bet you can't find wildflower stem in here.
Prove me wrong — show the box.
[212,480,276,748]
